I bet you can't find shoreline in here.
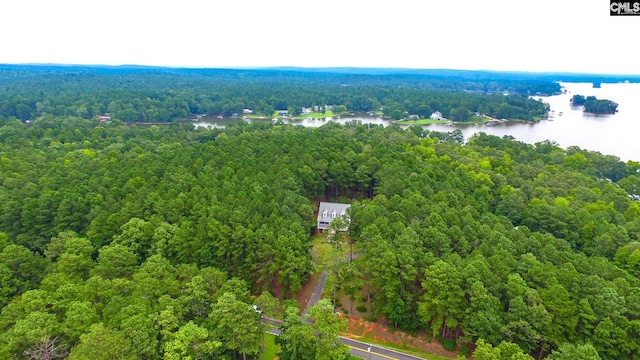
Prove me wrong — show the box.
[390,115,535,126]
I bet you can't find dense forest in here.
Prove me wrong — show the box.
[271,67,640,84]
[570,95,619,114]
[1,112,640,359]
[0,65,551,122]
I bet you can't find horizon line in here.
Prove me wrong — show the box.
[2,62,640,78]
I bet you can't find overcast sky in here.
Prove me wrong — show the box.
[0,0,635,74]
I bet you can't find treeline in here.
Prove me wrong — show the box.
[0,117,358,359]
[2,117,640,358]
[0,230,347,359]
[0,65,566,94]
[347,132,640,359]
[570,95,619,114]
[0,65,550,122]
[380,90,547,121]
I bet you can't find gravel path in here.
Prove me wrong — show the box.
[302,251,361,316]
[302,272,327,316]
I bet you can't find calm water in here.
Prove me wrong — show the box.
[470,82,640,162]
[194,82,640,162]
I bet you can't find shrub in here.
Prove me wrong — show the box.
[282,299,298,311]
[459,345,470,357]
[356,304,368,313]
[442,338,456,351]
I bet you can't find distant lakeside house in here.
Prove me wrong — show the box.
[317,202,351,232]
[430,111,443,120]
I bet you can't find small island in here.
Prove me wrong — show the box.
[570,94,618,114]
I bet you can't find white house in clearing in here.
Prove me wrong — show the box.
[430,111,443,120]
[317,202,351,232]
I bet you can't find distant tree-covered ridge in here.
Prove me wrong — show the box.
[571,94,619,114]
[0,65,554,123]
[1,117,640,358]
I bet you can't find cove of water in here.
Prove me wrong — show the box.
[194,82,640,162]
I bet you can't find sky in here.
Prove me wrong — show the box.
[0,0,636,75]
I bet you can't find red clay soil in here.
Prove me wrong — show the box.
[341,316,460,358]
[295,275,459,359]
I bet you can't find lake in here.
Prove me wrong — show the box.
[194,82,640,162]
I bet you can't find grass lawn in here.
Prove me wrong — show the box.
[311,234,354,270]
[468,115,494,123]
[263,333,279,360]
[311,235,337,272]
[293,111,340,119]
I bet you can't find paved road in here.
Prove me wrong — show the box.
[263,318,427,360]
[341,337,427,360]
[278,252,424,359]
